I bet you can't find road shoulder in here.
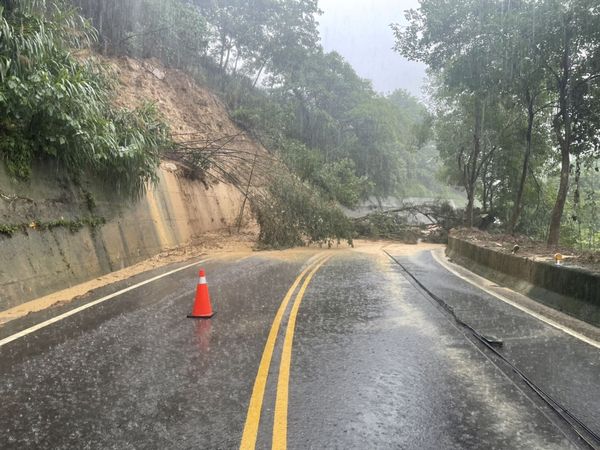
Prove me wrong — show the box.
[431,247,600,346]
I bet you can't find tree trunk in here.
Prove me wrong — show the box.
[508,92,535,234]
[218,32,226,71]
[252,62,266,88]
[464,98,483,228]
[547,22,573,247]
[547,145,570,246]
[223,45,232,74]
[482,182,488,212]
[465,193,475,228]
[232,52,241,76]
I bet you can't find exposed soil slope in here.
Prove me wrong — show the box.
[0,55,272,322]
[100,56,272,188]
[107,57,257,145]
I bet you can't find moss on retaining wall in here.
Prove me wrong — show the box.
[446,237,600,327]
[0,162,247,310]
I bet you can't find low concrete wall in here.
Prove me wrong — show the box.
[0,162,247,310]
[446,236,600,326]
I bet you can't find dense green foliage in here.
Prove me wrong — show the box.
[230,50,436,200]
[71,0,208,71]
[252,173,354,248]
[7,0,599,250]
[394,0,600,247]
[0,1,170,196]
[67,0,446,247]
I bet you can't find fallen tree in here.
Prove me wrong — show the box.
[353,201,462,243]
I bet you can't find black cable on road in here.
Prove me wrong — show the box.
[383,249,600,450]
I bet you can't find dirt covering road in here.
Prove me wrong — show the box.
[2,241,598,449]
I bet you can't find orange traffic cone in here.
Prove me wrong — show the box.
[187,269,215,319]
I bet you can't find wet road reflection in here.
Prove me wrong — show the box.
[0,245,589,449]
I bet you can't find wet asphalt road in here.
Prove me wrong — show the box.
[0,246,596,449]
[395,250,600,441]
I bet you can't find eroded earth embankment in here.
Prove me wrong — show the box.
[0,57,265,310]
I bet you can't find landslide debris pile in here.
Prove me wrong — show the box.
[105,56,272,186]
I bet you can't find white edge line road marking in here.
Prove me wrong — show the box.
[0,258,210,348]
[431,250,600,350]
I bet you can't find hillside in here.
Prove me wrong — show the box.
[102,56,270,187]
[0,52,270,309]
[108,57,255,147]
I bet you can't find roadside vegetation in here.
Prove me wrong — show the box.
[393,0,600,249]
[5,1,598,252]
[0,1,171,197]
[66,0,448,247]
[2,0,446,248]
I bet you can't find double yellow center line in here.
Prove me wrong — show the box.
[240,253,332,450]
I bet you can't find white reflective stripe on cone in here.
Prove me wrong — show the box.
[198,277,207,284]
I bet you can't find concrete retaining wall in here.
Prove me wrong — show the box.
[446,236,600,326]
[0,161,247,310]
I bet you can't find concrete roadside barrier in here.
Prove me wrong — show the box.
[446,237,600,327]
